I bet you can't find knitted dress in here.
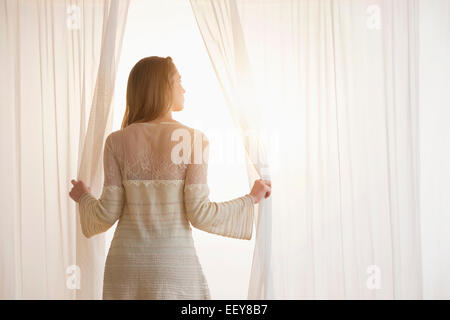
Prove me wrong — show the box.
[78,121,254,299]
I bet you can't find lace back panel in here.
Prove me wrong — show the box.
[107,122,208,184]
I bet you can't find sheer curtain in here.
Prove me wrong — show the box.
[0,0,129,299]
[191,0,450,299]
[418,0,450,299]
[190,0,275,300]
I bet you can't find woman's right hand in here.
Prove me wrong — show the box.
[248,179,272,204]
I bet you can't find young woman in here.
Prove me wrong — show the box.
[69,56,271,299]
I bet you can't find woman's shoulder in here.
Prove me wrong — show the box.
[105,129,122,143]
[103,130,124,156]
[168,122,208,140]
[105,130,120,144]
[107,121,208,143]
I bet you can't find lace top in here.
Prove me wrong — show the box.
[78,120,255,241]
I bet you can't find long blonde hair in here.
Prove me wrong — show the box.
[121,56,176,129]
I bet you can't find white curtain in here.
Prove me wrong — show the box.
[418,0,450,299]
[191,0,450,299]
[0,0,129,299]
[190,0,275,299]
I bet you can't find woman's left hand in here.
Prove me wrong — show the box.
[69,179,91,203]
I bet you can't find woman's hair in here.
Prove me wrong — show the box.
[121,56,177,129]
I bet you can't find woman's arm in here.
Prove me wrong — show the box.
[183,131,255,240]
[74,133,125,239]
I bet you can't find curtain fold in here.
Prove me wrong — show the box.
[0,0,129,299]
[190,0,449,299]
[190,0,274,299]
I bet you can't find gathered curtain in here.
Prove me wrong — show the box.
[190,0,450,299]
[0,0,129,299]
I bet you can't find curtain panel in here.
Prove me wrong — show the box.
[0,0,129,299]
[191,0,450,299]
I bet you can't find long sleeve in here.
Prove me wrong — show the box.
[78,133,125,239]
[183,131,255,240]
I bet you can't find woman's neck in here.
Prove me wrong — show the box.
[153,111,174,122]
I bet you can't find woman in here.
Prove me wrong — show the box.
[69,56,272,299]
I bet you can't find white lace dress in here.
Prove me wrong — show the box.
[78,121,255,299]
